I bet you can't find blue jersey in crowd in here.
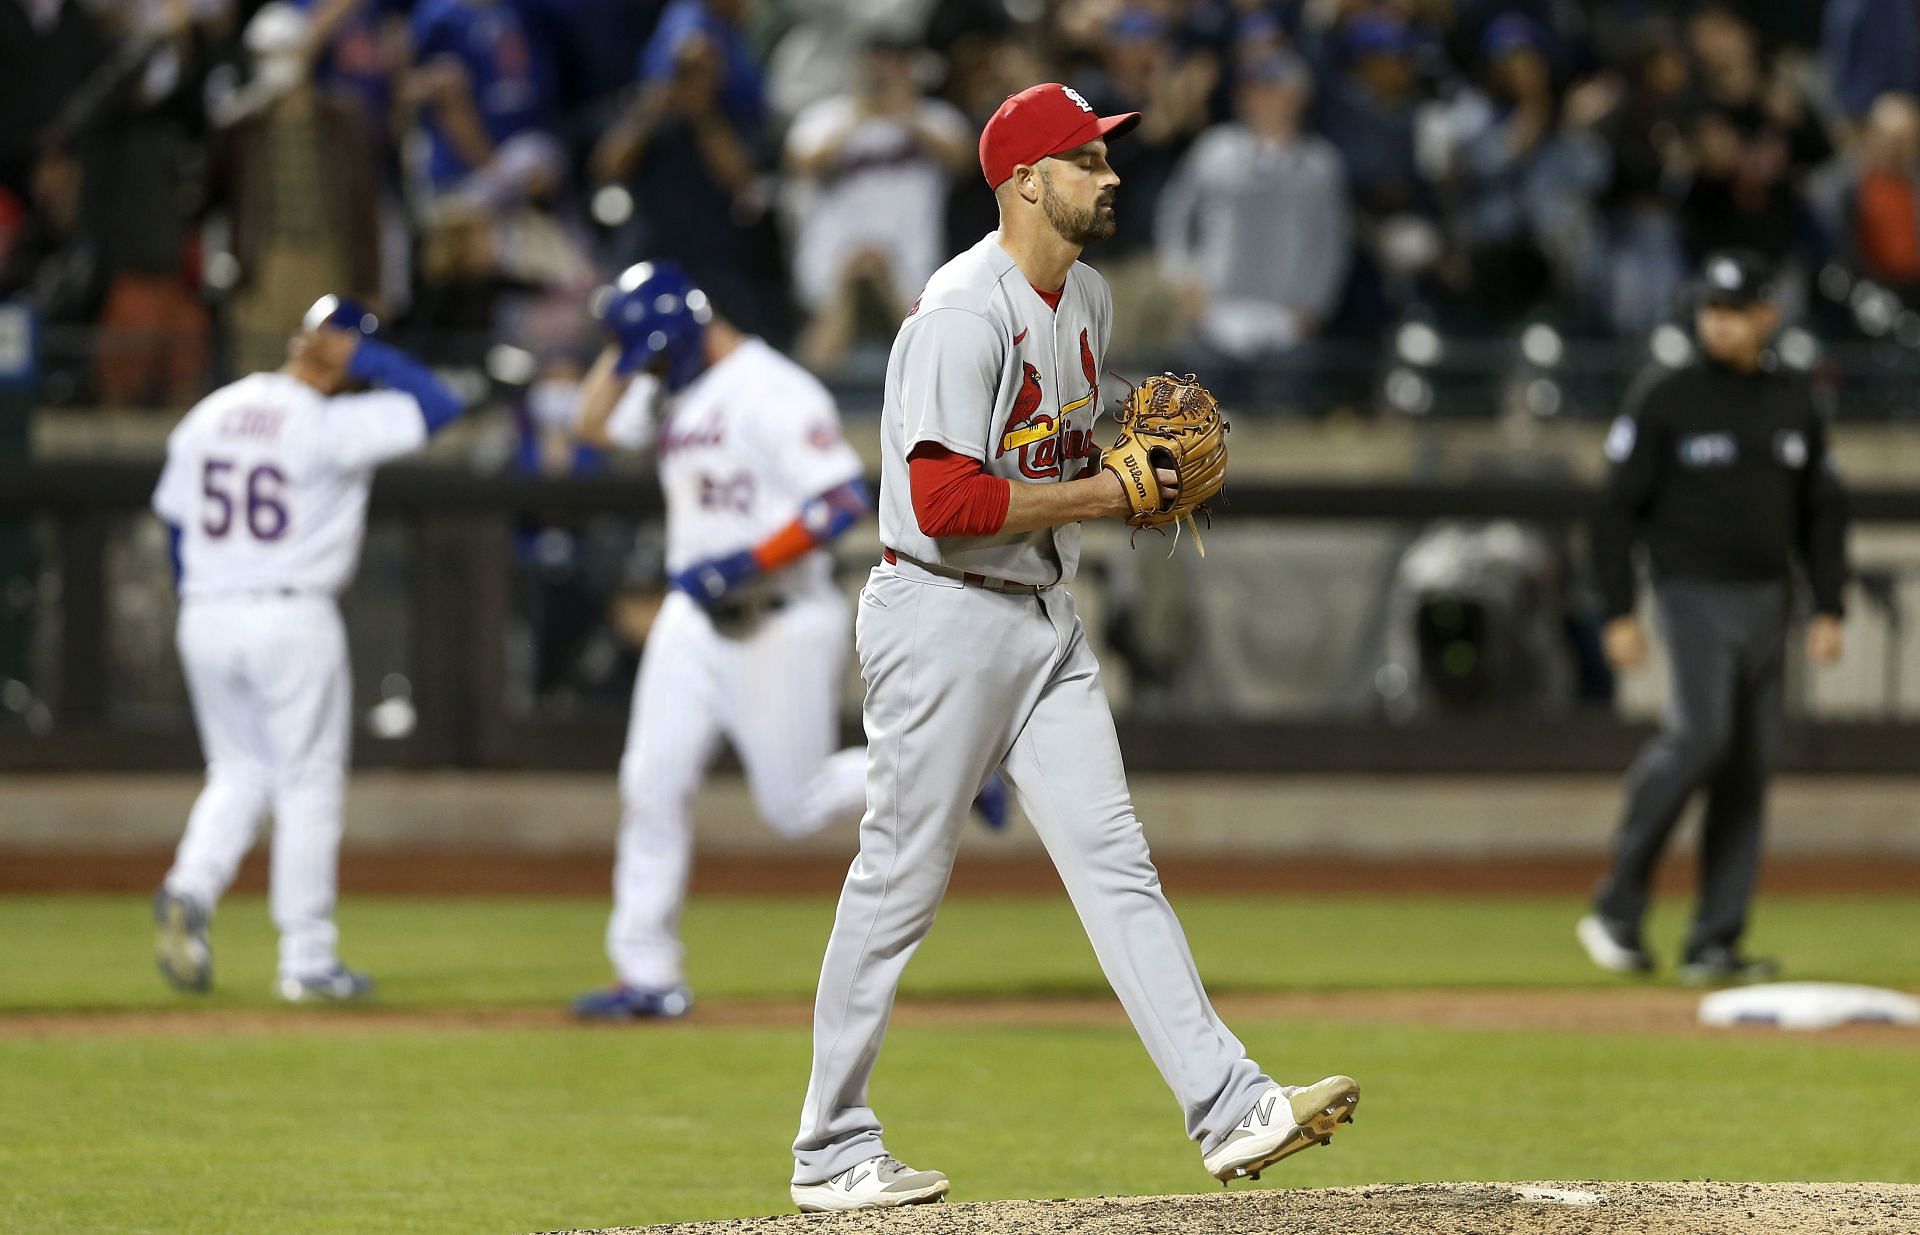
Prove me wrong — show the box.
[411,0,557,187]
[291,0,412,139]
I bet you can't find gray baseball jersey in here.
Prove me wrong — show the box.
[877,233,1113,586]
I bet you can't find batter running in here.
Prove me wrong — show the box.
[568,261,1007,1020]
[789,84,1360,1213]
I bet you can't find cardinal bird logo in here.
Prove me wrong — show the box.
[1060,328,1097,419]
[999,363,1052,464]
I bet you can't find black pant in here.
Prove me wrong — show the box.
[1595,578,1789,955]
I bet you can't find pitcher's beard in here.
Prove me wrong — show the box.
[1042,183,1117,245]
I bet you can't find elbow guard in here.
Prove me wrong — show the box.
[800,479,871,543]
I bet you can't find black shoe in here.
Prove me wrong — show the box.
[1677,945,1779,987]
[1576,914,1654,974]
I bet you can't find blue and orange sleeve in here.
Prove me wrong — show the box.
[751,478,871,572]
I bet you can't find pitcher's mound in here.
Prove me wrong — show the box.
[551,1181,1918,1235]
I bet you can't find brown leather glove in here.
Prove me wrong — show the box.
[1101,373,1229,549]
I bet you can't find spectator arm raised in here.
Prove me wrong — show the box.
[410,56,494,175]
[304,0,364,63]
[908,114,975,175]
[591,83,672,184]
[687,110,756,199]
[784,111,856,180]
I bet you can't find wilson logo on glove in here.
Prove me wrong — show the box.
[1100,372,1229,555]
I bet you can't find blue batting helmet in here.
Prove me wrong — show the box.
[301,294,381,337]
[599,261,712,391]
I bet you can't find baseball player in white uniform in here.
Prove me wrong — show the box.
[150,296,466,1002]
[568,261,1007,1021]
[788,85,1360,1212]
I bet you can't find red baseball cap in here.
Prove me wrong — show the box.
[978,83,1140,188]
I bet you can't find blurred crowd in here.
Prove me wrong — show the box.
[3,0,1919,411]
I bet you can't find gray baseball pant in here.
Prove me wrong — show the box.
[792,561,1272,1184]
[1595,578,1789,955]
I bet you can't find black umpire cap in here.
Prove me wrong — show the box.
[1696,249,1775,308]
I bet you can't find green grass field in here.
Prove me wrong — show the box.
[2,892,1917,1234]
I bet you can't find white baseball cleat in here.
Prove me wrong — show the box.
[1203,1076,1360,1183]
[790,1155,950,1213]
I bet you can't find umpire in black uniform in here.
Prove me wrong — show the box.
[1577,249,1849,986]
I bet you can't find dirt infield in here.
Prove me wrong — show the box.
[6,987,1917,1048]
[7,849,1920,896]
[548,1182,1920,1235]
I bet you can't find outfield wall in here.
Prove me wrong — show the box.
[6,771,1916,860]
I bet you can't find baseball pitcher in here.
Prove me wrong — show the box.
[788,84,1358,1213]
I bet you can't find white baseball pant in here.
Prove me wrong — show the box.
[164,593,351,981]
[607,586,867,988]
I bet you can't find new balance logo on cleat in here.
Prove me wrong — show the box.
[1202,1076,1360,1184]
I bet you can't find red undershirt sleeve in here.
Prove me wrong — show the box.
[907,442,1011,538]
